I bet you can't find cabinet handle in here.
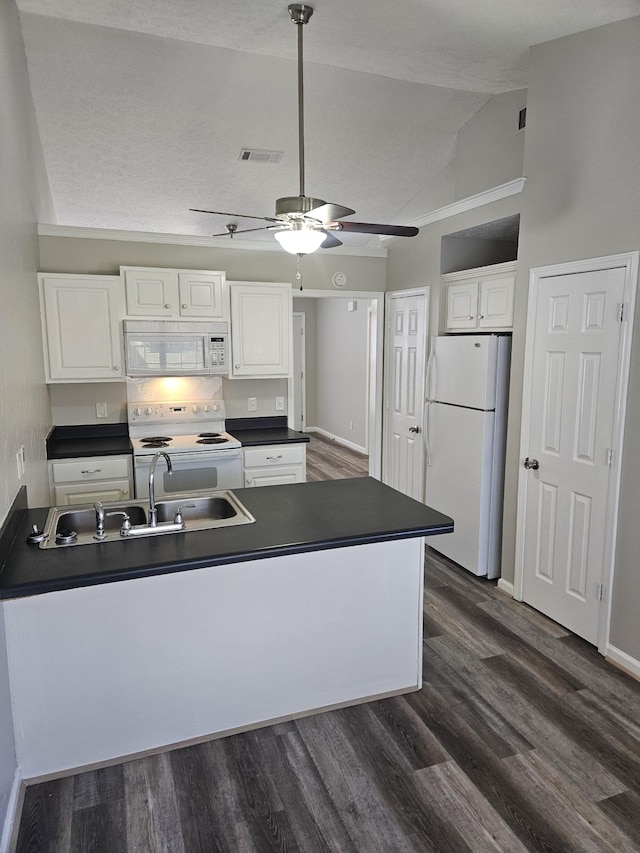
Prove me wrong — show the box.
[266,454,283,461]
[113,365,119,371]
[165,303,171,309]
[80,468,102,474]
[468,315,475,320]
[181,304,188,309]
[235,364,240,369]
[478,314,484,319]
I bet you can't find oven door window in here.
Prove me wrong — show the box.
[135,452,242,498]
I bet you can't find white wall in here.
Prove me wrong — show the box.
[0,0,54,835]
[314,298,371,450]
[505,18,640,662]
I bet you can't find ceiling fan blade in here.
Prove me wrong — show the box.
[319,230,342,249]
[190,208,278,223]
[328,221,419,237]
[211,225,277,237]
[306,202,356,223]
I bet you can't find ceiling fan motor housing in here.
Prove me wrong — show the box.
[275,195,326,221]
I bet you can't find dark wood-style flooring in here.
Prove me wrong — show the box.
[305,433,369,481]
[14,438,640,852]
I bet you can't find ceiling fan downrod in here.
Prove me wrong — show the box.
[288,4,313,204]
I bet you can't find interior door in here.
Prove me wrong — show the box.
[517,265,627,644]
[383,291,428,500]
[292,313,305,431]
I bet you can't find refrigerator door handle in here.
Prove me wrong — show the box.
[426,339,436,401]
[424,400,432,466]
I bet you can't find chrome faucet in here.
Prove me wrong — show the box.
[148,451,172,527]
[94,501,106,540]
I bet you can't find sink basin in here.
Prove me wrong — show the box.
[39,491,254,548]
[57,505,147,536]
[155,495,240,524]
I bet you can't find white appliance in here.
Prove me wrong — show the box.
[124,320,229,377]
[128,400,242,499]
[425,334,511,579]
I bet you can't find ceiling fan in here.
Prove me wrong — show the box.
[190,4,419,255]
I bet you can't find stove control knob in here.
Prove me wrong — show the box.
[212,403,220,412]
[202,404,211,413]
[134,407,143,416]
[192,404,201,413]
[144,407,153,416]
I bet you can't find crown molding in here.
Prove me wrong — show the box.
[36,225,387,258]
[404,177,526,229]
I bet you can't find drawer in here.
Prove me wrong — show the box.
[50,455,131,483]
[243,444,305,468]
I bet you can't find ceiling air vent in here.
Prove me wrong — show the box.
[239,148,283,164]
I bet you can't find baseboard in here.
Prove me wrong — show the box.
[0,770,23,853]
[605,644,640,682]
[496,578,514,597]
[305,426,367,456]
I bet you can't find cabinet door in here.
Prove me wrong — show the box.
[244,466,305,487]
[123,268,177,317]
[40,275,123,382]
[478,275,515,329]
[445,281,479,331]
[230,282,292,377]
[53,479,132,506]
[178,272,226,319]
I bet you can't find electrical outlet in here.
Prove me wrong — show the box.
[96,402,108,418]
[275,396,285,411]
[248,397,258,412]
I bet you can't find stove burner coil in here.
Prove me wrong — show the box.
[140,436,173,443]
[198,432,222,438]
[139,441,171,448]
[196,437,228,445]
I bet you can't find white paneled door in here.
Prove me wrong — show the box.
[383,290,428,501]
[517,261,633,645]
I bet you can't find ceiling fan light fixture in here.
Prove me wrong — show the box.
[274,222,325,255]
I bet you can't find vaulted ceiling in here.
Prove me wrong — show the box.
[16,0,640,249]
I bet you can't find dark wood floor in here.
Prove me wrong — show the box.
[305,433,369,481]
[14,441,640,852]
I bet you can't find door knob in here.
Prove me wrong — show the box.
[409,425,420,434]
[524,457,540,470]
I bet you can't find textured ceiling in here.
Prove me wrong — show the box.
[16,0,640,249]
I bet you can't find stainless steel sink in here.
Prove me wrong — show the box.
[39,491,255,548]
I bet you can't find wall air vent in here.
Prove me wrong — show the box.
[239,148,283,164]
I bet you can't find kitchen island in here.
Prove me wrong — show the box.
[1,478,453,778]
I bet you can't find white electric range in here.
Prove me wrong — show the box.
[128,400,242,499]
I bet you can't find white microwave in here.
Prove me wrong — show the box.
[124,320,229,377]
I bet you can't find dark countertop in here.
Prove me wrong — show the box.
[47,424,132,460]
[0,478,453,600]
[226,416,309,446]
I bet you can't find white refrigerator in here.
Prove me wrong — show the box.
[424,334,511,579]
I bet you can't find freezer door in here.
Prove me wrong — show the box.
[425,402,502,577]
[428,335,498,410]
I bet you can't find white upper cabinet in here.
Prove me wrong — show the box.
[229,281,292,377]
[121,267,226,320]
[444,261,516,332]
[39,274,124,382]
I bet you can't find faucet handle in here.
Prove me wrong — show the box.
[173,504,196,526]
[106,510,131,535]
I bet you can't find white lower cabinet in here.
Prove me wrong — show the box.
[49,455,133,505]
[243,443,306,487]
